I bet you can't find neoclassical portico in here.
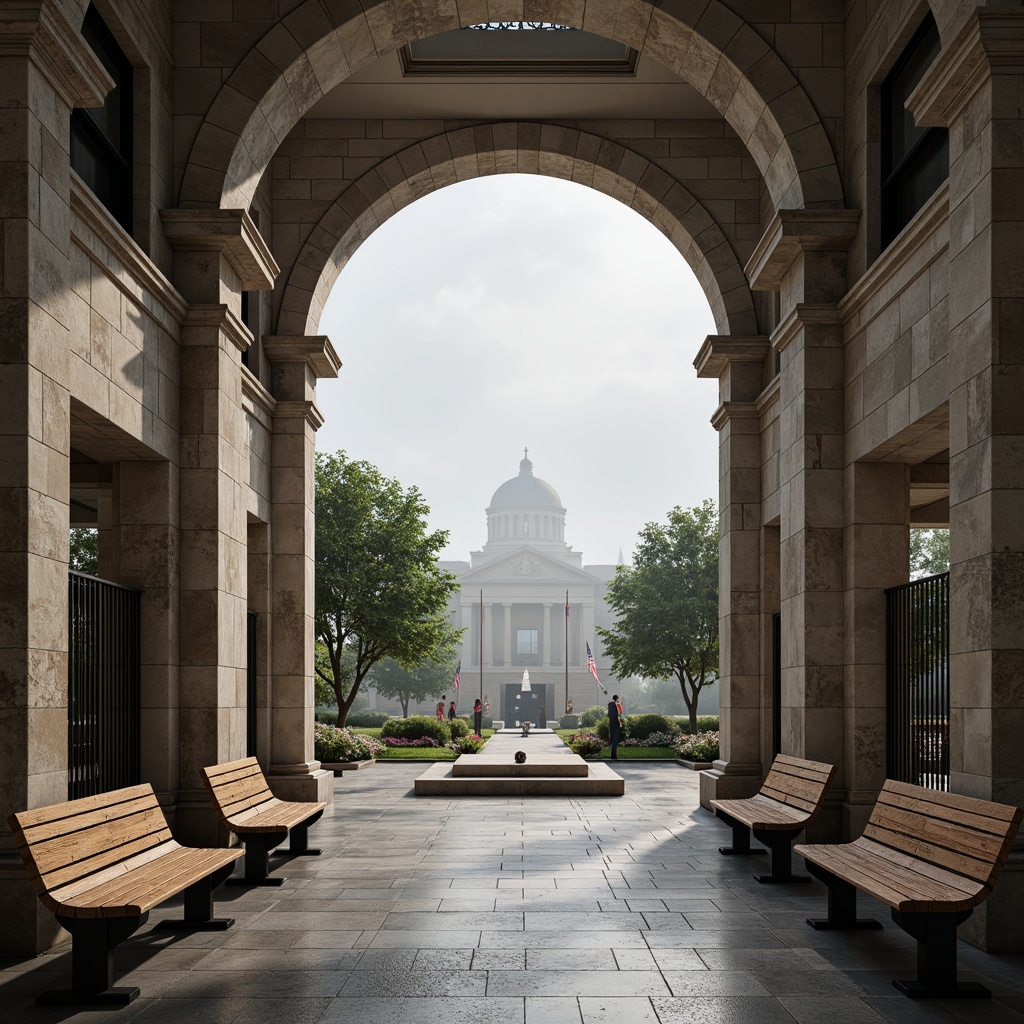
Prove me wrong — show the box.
[3,0,1024,958]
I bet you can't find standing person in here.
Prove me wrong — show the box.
[473,698,483,736]
[448,700,457,721]
[538,705,547,729]
[437,696,446,721]
[607,693,622,760]
[483,695,490,713]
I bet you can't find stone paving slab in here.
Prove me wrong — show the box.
[2,763,1024,1023]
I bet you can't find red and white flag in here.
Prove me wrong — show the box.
[586,642,601,687]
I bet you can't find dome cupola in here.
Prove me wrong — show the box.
[484,450,567,546]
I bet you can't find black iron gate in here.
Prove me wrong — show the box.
[885,571,949,791]
[246,610,258,757]
[68,571,141,799]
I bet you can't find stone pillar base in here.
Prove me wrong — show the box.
[0,858,65,956]
[699,760,763,809]
[960,850,1024,953]
[267,764,334,804]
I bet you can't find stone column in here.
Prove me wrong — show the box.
[503,603,512,668]
[161,209,278,843]
[483,602,493,665]
[746,211,860,838]
[0,1,111,957]
[261,335,340,804]
[542,603,552,666]
[913,10,1024,950]
[695,337,771,806]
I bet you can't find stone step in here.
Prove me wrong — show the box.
[452,754,589,778]
[414,762,625,796]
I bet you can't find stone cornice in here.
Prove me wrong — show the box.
[755,374,781,416]
[710,401,760,431]
[693,335,771,379]
[275,400,325,431]
[841,183,948,319]
[262,335,341,379]
[772,303,844,354]
[745,209,861,292]
[183,304,252,353]
[71,171,188,327]
[0,0,111,107]
[241,366,277,423]
[911,11,1024,128]
[160,209,279,290]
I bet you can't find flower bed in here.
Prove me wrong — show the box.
[567,732,604,757]
[314,722,382,762]
[676,730,719,764]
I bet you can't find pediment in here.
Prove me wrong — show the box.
[459,546,600,584]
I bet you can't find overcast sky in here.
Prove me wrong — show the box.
[316,173,719,566]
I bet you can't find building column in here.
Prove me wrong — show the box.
[914,10,1024,950]
[161,209,278,843]
[261,335,339,803]
[542,603,552,666]
[746,211,860,838]
[0,1,110,956]
[503,603,512,669]
[695,337,771,806]
[483,602,493,665]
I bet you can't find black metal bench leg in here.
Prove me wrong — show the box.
[891,910,989,999]
[752,829,811,883]
[716,811,767,857]
[37,915,143,1006]
[805,862,882,929]
[227,830,289,886]
[156,864,236,931]
[287,810,324,856]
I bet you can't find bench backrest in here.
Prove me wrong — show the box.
[864,780,1022,890]
[761,754,837,818]
[7,785,173,907]
[201,757,275,825]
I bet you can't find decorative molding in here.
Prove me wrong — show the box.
[71,172,188,327]
[911,11,1024,128]
[745,209,861,292]
[262,335,341,379]
[242,366,277,425]
[160,209,279,290]
[694,335,771,379]
[183,304,252,353]
[507,554,544,578]
[275,400,325,431]
[710,402,760,431]
[771,303,844,355]
[755,375,781,417]
[0,0,111,107]
[841,184,948,319]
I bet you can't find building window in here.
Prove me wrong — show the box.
[71,4,133,233]
[880,15,948,248]
[517,629,539,655]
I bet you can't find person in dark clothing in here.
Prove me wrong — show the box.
[607,694,622,759]
[538,705,547,729]
[473,698,483,735]
[448,700,457,720]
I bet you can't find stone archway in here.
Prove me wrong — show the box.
[179,0,844,215]
[275,123,758,338]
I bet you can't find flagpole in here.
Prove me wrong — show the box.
[564,589,569,716]
[479,589,484,717]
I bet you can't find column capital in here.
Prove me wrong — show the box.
[262,335,341,379]
[773,303,844,354]
[911,10,1024,128]
[274,399,324,431]
[710,402,760,431]
[161,209,279,290]
[0,0,111,108]
[694,336,770,379]
[745,209,861,293]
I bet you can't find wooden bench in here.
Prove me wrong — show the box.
[201,757,326,886]
[8,784,242,1006]
[710,754,836,883]
[795,780,1022,999]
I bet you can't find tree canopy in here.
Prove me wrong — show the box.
[910,528,949,580]
[597,500,719,733]
[314,451,461,727]
[368,632,460,718]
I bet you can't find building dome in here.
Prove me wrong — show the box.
[487,454,564,513]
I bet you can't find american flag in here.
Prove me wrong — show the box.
[452,659,461,689]
[586,642,601,686]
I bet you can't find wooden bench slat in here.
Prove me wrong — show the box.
[879,787,1021,837]
[772,754,835,777]
[863,820,1006,884]
[882,779,1022,825]
[215,791,279,821]
[16,794,164,846]
[11,785,157,830]
[229,801,324,832]
[852,837,988,898]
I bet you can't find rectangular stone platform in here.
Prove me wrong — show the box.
[414,761,625,796]
[452,754,589,778]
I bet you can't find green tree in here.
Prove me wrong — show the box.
[910,528,949,580]
[69,528,98,575]
[368,627,460,718]
[314,451,460,728]
[597,500,719,733]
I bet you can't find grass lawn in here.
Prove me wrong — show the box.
[343,725,495,761]
[553,729,679,760]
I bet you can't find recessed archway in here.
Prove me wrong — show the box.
[276,123,757,338]
[178,0,845,214]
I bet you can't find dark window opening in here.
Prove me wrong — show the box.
[881,15,948,248]
[71,4,133,233]
[517,629,539,655]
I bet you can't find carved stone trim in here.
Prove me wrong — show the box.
[262,335,342,379]
[710,402,760,431]
[755,375,781,416]
[161,209,279,290]
[275,400,325,431]
[745,209,861,292]
[242,366,277,423]
[772,303,844,355]
[183,304,252,353]
[693,335,771,379]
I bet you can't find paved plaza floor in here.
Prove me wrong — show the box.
[3,761,1024,1023]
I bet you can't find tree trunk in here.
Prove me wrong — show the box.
[336,678,362,728]
[678,671,699,733]
[400,695,409,717]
